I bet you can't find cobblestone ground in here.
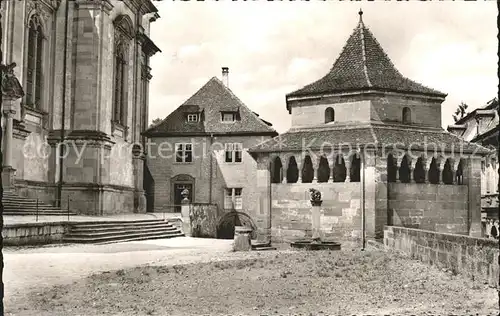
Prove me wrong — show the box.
[4,239,499,316]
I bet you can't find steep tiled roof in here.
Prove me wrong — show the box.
[286,11,447,102]
[248,123,490,155]
[144,77,277,137]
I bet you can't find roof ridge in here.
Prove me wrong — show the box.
[358,21,372,87]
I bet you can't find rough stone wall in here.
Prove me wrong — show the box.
[189,203,220,238]
[384,226,499,288]
[269,183,362,241]
[370,94,442,128]
[287,93,442,129]
[147,135,272,213]
[388,183,469,234]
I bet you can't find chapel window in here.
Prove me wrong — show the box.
[26,15,44,109]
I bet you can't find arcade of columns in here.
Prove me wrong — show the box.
[269,149,467,185]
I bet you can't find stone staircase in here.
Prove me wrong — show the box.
[2,190,77,216]
[63,219,184,244]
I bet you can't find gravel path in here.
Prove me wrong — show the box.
[5,239,498,316]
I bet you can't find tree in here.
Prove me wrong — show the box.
[149,117,163,128]
[452,102,469,122]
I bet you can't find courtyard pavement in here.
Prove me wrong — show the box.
[3,236,283,311]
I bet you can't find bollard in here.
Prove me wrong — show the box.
[233,226,253,251]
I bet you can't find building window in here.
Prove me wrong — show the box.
[187,114,198,122]
[225,143,243,163]
[25,15,44,109]
[222,112,237,122]
[113,43,128,125]
[224,188,242,210]
[325,107,335,123]
[175,143,193,163]
[402,107,411,124]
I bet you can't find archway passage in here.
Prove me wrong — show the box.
[333,155,346,182]
[350,154,361,182]
[442,159,453,184]
[216,211,257,240]
[302,155,314,183]
[413,157,426,183]
[272,156,283,183]
[428,158,439,184]
[317,157,330,183]
[399,155,411,183]
[287,156,299,183]
[387,154,397,183]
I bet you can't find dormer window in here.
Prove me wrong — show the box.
[222,112,237,122]
[187,113,198,122]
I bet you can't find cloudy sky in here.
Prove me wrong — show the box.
[148,1,497,133]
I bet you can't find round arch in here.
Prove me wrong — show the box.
[216,211,258,239]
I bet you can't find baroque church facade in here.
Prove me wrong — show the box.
[1,0,160,215]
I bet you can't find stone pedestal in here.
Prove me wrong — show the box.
[311,204,322,242]
[180,197,191,237]
[233,226,253,251]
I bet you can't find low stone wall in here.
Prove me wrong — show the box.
[388,183,469,234]
[384,226,499,287]
[271,182,362,241]
[3,222,68,246]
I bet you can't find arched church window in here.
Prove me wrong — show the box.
[26,15,44,109]
[286,156,299,184]
[413,157,426,183]
[387,154,397,183]
[402,107,411,124]
[333,155,346,182]
[317,156,330,183]
[350,154,361,182]
[442,159,453,184]
[113,15,134,126]
[325,107,335,123]
[302,155,314,183]
[271,157,283,183]
[399,155,411,183]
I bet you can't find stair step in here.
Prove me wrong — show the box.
[71,220,167,228]
[95,232,185,245]
[3,212,75,216]
[68,226,178,237]
[70,224,174,233]
[63,231,184,243]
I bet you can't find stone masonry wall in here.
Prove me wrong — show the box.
[388,183,469,235]
[384,226,499,288]
[270,182,362,241]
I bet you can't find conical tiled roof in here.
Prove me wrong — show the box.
[286,11,447,101]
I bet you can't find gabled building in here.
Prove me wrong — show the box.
[247,11,490,241]
[447,98,499,237]
[143,68,277,214]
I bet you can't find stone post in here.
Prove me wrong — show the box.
[311,200,322,243]
[180,188,191,237]
[233,226,253,251]
[466,157,482,237]
[2,108,16,188]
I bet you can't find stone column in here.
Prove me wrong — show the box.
[436,159,444,184]
[2,108,16,188]
[423,157,430,183]
[132,144,146,213]
[453,158,461,185]
[312,156,319,184]
[180,189,192,237]
[407,158,415,183]
[281,160,288,184]
[256,154,272,242]
[328,158,334,183]
[296,156,303,183]
[344,156,351,183]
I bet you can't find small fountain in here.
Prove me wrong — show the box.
[290,188,341,250]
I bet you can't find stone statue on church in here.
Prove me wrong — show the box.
[1,62,24,101]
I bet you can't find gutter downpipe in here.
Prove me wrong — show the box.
[361,150,366,250]
[57,0,70,207]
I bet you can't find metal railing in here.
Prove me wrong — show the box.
[33,196,72,222]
